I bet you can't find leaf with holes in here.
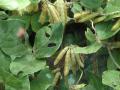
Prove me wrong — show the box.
[34,22,64,58]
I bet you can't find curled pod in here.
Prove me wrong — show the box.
[78,12,99,22]
[74,11,90,20]
[75,53,84,68]
[52,72,61,86]
[93,16,106,23]
[54,47,69,65]
[64,49,71,76]
[70,49,77,75]
[47,3,61,23]
[111,18,120,31]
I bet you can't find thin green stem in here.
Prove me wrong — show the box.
[107,47,120,69]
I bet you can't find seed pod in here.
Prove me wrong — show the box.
[39,3,48,25]
[54,47,69,65]
[80,55,85,64]
[69,84,86,90]
[52,68,61,74]
[70,49,77,75]
[54,0,67,23]
[47,3,60,23]
[64,49,71,76]
[78,12,99,22]
[75,53,84,68]
[93,16,106,23]
[74,11,90,20]
[52,72,61,86]
[111,18,120,31]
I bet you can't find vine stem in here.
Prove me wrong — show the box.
[76,70,83,84]
[90,20,101,44]
[107,47,120,69]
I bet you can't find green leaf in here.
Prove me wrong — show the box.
[9,15,31,29]
[10,54,46,76]
[30,68,54,90]
[107,50,120,70]
[0,68,22,89]
[85,28,96,43]
[0,19,29,59]
[102,70,120,90]
[34,23,64,58]
[0,50,10,71]
[0,0,31,10]
[31,13,42,32]
[95,21,120,40]
[80,0,102,10]
[5,76,30,90]
[71,2,82,14]
[73,42,102,54]
[30,0,40,4]
[104,0,120,14]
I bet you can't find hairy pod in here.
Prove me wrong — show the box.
[52,72,61,86]
[64,49,71,76]
[78,12,99,22]
[75,53,84,68]
[47,3,60,23]
[39,3,48,25]
[52,68,61,74]
[54,47,69,65]
[54,0,67,23]
[74,11,90,20]
[111,18,120,31]
[93,16,106,23]
[70,49,77,75]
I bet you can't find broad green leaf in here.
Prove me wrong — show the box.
[34,23,64,58]
[0,68,22,89]
[0,19,29,59]
[0,0,31,10]
[80,0,102,10]
[73,42,102,54]
[104,0,120,14]
[71,2,82,14]
[10,54,46,76]
[30,68,54,90]
[5,76,30,90]
[0,50,10,71]
[9,15,31,29]
[95,21,120,40]
[102,70,120,90]
[31,13,42,32]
